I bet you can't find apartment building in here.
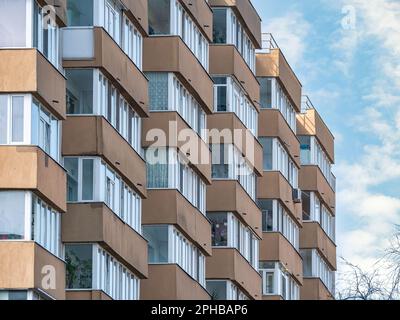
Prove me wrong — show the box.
[256,34,304,300]
[205,0,263,300]
[297,96,336,300]
[139,0,213,300]
[0,0,336,301]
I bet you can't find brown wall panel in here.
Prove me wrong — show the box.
[207,180,262,238]
[206,248,262,299]
[143,189,212,256]
[141,264,211,300]
[259,232,303,284]
[62,203,148,278]
[0,146,66,212]
[209,45,260,107]
[301,278,334,300]
[62,116,147,198]
[143,36,213,114]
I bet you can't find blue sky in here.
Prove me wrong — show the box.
[252,0,400,271]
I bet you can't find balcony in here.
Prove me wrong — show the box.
[300,222,337,271]
[206,248,262,300]
[143,36,214,113]
[142,111,212,184]
[0,49,66,119]
[62,116,146,198]
[0,242,65,300]
[179,0,213,41]
[257,171,302,223]
[260,233,303,284]
[66,291,112,300]
[62,27,149,117]
[62,203,148,278]
[259,109,300,167]
[0,146,66,212]
[299,165,336,215]
[209,45,260,106]
[141,264,211,300]
[207,112,263,175]
[143,189,212,256]
[207,180,262,238]
[209,0,262,48]
[301,278,334,300]
[297,97,335,163]
[256,34,302,112]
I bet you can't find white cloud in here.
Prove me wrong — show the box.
[262,11,311,68]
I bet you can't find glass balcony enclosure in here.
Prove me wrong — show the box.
[66,69,142,155]
[66,0,143,69]
[148,0,209,70]
[0,0,61,69]
[0,94,61,162]
[65,243,140,300]
[299,135,335,190]
[212,8,255,73]
[206,280,249,300]
[259,261,300,300]
[0,191,62,258]
[143,225,206,287]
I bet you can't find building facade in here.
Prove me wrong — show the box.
[0,0,336,301]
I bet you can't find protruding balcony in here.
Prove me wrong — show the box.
[256,34,302,112]
[301,278,334,300]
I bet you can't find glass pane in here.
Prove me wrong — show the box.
[259,78,272,109]
[299,135,311,164]
[302,191,311,220]
[207,281,227,300]
[207,213,228,246]
[148,0,170,35]
[64,158,79,201]
[82,159,94,200]
[213,9,227,44]
[143,225,169,263]
[67,0,94,26]
[0,291,28,300]
[212,144,229,178]
[0,96,7,144]
[217,86,227,112]
[146,148,169,188]
[258,200,273,232]
[65,244,93,289]
[0,191,26,240]
[147,72,169,111]
[260,137,273,170]
[66,69,94,114]
[301,250,313,277]
[0,0,26,47]
[11,96,24,142]
[31,100,40,146]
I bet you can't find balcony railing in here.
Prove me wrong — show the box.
[257,33,279,54]
[301,95,315,113]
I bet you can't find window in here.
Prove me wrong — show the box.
[149,0,209,69]
[258,77,297,132]
[0,95,61,161]
[143,225,206,287]
[213,9,227,43]
[148,0,171,35]
[0,0,27,47]
[206,280,248,300]
[207,212,259,270]
[260,137,298,188]
[212,76,258,136]
[301,249,335,295]
[212,8,255,73]
[147,72,207,140]
[64,157,142,233]
[258,199,299,250]
[66,69,142,154]
[145,147,206,214]
[211,144,256,200]
[259,262,300,300]
[302,191,335,241]
[65,244,140,300]
[67,0,94,26]
[123,15,143,69]
[0,191,62,257]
